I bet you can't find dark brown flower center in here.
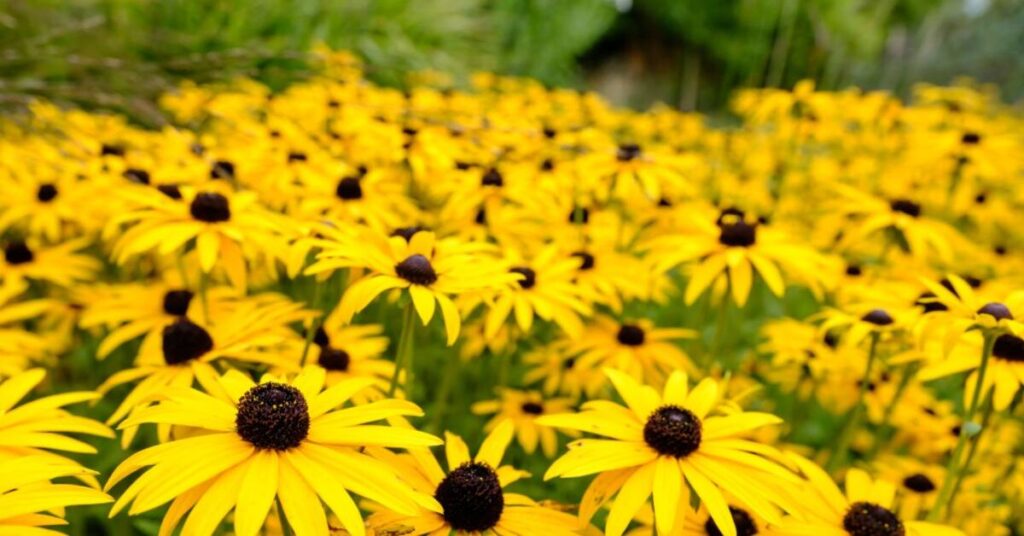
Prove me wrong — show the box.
[190,192,231,222]
[521,402,544,415]
[157,184,183,200]
[36,184,58,202]
[616,324,646,346]
[235,383,310,450]
[916,292,948,313]
[993,334,1024,362]
[391,226,428,242]
[509,267,536,289]
[336,176,363,200]
[210,160,235,180]
[842,502,904,536]
[644,405,702,458]
[616,143,642,162]
[902,473,936,493]
[161,318,213,365]
[395,254,438,286]
[4,241,33,265]
[861,309,894,326]
[162,290,194,316]
[977,302,1013,321]
[318,347,351,371]
[705,506,758,536]
[961,132,981,145]
[123,168,150,185]
[435,462,504,532]
[889,199,921,218]
[481,168,504,187]
[571,251,595,270]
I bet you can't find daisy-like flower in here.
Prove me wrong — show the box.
[367,420,580,535]
[294,165,418,232]
[644,207,833,306]
[575,142,687,202]
[479,245,593,340]
[98,296,311,446]
[539,369,800,536]
[0,456,112,534]
[0,238,99,288]
[309,228,514,345]
[872,455,945,521]
[105,367,443,536]
[830,184,961,263]
[0,163,93,241]
[471,389,577,458]
[566,315,696,388]
[111,185,288,289]
[773,454,964,536]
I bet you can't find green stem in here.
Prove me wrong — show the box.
[387,303,416,397]
[299,278,324,367]
[927,331,997,521]
[431,355,460,433]
[826,331,880,473]
[948,393,994,514]
[709,279,731,368]
[276,497,294,536]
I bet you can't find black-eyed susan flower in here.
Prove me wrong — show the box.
[773,455,964,536]
[478,245,592,339]
[471,388,576,458]
[644,207,833,306]
[566,315,696,388]
[366,420,579,535]
[309,228,514,345]
[106,367,442,536]
[539,369,800,536]
[111,185,289,289]
[0,238,99,288]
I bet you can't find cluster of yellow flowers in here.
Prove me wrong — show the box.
[0,48,1022,535]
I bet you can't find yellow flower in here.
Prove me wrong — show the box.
[106,367,442,536]
[111,185,289,289]
[309,228,514,345]
[0,238,99,288]
[773,455,964,536]
[565,315,696,388]
[471,389,576,458]
[644,207,833,306]
[539,369,800,536]
[479,245,593,339]
[367,420,579,535]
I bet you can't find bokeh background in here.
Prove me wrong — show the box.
[3,0,1023,124]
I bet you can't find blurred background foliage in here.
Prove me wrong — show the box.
[1,0,1022,123]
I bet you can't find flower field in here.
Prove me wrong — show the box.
[1,48,1022,535]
